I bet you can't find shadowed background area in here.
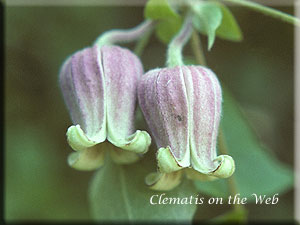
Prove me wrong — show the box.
[5,5,294,222]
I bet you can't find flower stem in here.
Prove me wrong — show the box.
[94,20,156,47]
[167,13,193,67]
[222,0,300,26]
[134,28,153,57]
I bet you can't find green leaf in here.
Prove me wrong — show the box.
[89,155,197,222]
[216,3,243,41]
[144,0,179,20]
[194,87,293,201]
[144,0,182,44]
[194,179,229,198]
[192,2,222,50]
[212,208,248,223]
[155,17,182,44]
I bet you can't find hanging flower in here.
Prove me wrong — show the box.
[138,65,235,190]
[59,45,151,170]
[136,13,234,190]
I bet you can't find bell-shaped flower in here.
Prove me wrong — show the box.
[138,65,235,190]
[59,45,151,171]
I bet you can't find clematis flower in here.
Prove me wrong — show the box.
[59,45,151,171]
[138,65,235,190]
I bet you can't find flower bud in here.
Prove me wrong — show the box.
[138,65,235,190]
[59,45,151,170]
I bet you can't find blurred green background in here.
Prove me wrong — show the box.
[5,5,294,222]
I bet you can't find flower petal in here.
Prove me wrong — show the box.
[187,66,234,177]
[211,155,235,178]
[110,130,151,154]
[184,168,217,181]
[59,45,106,149]
[145,171,183,191]
[138,66,190,168]
[157,146,182,173]
[101,45,151,153]
[67,143,107,171]
[109,143,140,164]
[67,125,98,151]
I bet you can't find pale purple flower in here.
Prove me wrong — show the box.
[138,65,235,190]
[59,45,151,170]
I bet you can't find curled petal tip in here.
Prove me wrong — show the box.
[110,130,151,154]
[211,155,235,178]
[67,146,106,171]
[157,146,184,173]
[145,171,183,191]
[67,125,99,151]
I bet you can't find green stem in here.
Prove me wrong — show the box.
[94,20,156,47]
[222,0,300,26]
[167,13,194,67]
[133,28,153,57]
